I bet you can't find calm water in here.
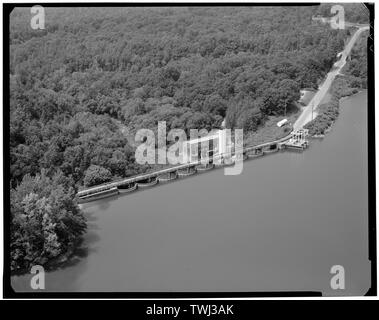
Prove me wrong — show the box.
[12,91,370,295]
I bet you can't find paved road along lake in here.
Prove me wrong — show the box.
[12,91,371,295]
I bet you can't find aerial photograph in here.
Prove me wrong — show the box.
[6,3,373,297]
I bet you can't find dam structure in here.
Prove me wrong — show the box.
[77,128,309,203]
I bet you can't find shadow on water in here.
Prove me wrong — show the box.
[52,237,97,271]
[11,210,102,292]
[81,198,112,211]
[12,229,101,276]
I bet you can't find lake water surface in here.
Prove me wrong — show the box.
[11,91,371,295]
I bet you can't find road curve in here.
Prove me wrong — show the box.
[293,25,369,130]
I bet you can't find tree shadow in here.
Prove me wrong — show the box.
[47,231,101,272]
[287,102,301,115]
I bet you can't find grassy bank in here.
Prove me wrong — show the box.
[244,105,301,146]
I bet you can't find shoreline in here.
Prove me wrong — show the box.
[293,25,369,131]
[305,84,366,138]
[306,87,367,141]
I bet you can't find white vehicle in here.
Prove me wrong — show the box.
[277,119,288,127]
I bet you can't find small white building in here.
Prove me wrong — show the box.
[277,119,288,127]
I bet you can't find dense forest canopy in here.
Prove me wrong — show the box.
[10,6,359,184]
[9,5,369,271]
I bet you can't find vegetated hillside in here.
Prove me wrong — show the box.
[10,6,352,186]
[9,5,366,272]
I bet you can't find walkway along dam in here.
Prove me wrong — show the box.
[77,129,308,202]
